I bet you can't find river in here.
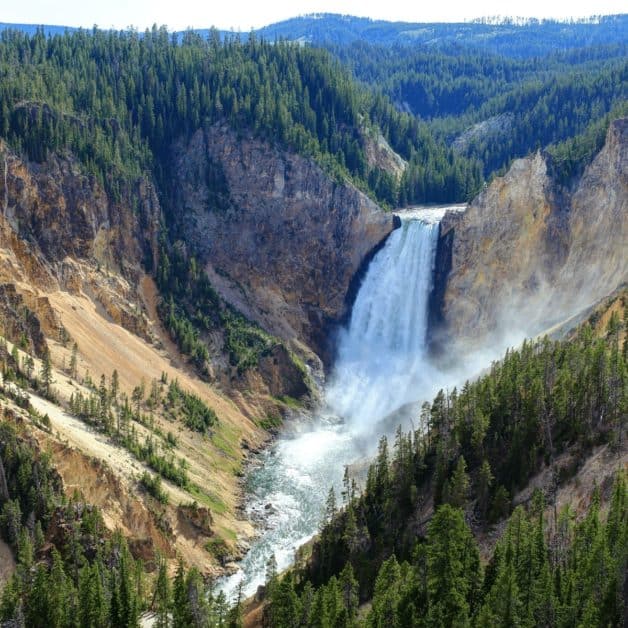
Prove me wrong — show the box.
[218,206,469,600]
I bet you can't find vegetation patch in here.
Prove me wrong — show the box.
[164,378,218,434]
[258,414,283,431]
[139,471,169,505]
[156,238,279,377]
[205,537,231,564]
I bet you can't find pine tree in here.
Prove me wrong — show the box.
[339,562,359,623]
[114,542,138,627]
[99,374,110,430]
[185,567,210,627]
[324,487,337,524]
[47,549,71,627]
[24,355,34,381]
[131,385,143,416]
[477,556,523,627]
[476,459,493,520]
[342,466,351,504]
[70,342,78,379]
[605,470,626,554]
[447,456,470,508]
[172,561,191,628]
[153,555,171,628]
[227,579,244,628]
[265,553,278,597]
[111,369,120,407]
[78,561,108,628]
[0,574,21,625]
[426,505,479,627]
[267,575,300,628]
[16,527,33,571]
[40,349,54,398]
[368,555,402,628]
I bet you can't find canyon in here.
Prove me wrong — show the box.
[433,118,628,353]
[0,91,625,591]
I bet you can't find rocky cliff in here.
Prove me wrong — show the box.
[0,140,269,575]
[0,139,160,339]
[433,117,628,350]
[171,123,397,362]
[0,140,159,280]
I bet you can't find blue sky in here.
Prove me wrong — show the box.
[3,0,626,31]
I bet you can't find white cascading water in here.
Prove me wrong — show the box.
[326,209,443,432]
[219,207,457,600]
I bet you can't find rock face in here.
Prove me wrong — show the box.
[0,139,161,338]
[452,113,514,153]
[433,117,628,350]
[0,139,160,283]
[361,128,407,179]
[171,123,396,360]
[0,283,49,357]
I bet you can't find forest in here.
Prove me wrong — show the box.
[0,26,483,209]
[264,298,628,627]
[329,41,627,182]
[265,482,626,627]
[0,24,625,215]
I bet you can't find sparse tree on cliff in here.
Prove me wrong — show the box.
[40,349,53,398]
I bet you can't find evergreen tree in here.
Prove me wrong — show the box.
[39,349,54,398]
[153,555,171,628]
[426,505,480,627]
[70,342,78,379]
[446,455,470,508]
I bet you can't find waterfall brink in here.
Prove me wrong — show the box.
[326,209,445,432]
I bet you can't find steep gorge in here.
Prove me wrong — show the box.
[0,122,397,578]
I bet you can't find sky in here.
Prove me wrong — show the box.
[2,0,626,31]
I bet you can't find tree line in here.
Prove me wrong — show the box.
[0,26,483,210]
[266,478,626,627]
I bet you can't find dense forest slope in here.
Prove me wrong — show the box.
[432,117,628,352]
[262,290,628,627]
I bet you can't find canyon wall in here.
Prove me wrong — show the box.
[433,117,627,350]
[0,139,161,340]
[171,123,397,361]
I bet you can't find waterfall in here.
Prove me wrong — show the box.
[326,208,446,432]
[219,207,457,600]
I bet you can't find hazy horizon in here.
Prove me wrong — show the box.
[2,1,626,32]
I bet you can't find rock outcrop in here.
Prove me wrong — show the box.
[0,139,161,338]
[171,123,397,361]
[433,117,628,350]
[0,283,49,356]
[0,139,160,283]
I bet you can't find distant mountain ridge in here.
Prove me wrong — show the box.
[0,22,77,37]
[1,13,627,57]
[253,13,628,56]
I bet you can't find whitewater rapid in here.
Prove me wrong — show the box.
[218,206,459,600]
